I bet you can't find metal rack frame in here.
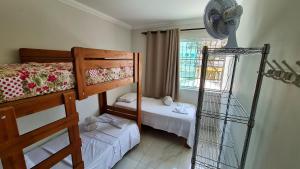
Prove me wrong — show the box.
[191,44,271,169]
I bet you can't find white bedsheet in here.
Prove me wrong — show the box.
[25,114,140,169]
[115,97,196,147]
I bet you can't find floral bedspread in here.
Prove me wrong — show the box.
[86,67,133,86]
[0,63,75,103]
[0,62,134,103]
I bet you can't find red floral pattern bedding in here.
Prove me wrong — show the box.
[86,67,133,86]
[0,63,75,103]
[0,63,133,103]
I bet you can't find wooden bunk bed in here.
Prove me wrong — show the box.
[0,47,142,169]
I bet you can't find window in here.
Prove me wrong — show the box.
[179,39,227,90]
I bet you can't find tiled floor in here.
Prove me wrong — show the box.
[113,127,192,169]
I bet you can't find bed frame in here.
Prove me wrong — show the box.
[0,47,142,169]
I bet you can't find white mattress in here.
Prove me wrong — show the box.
[115,97,196,147]
[25,114,140,169]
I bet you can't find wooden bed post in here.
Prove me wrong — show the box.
[136,52,142,130]
[98,92,107,115]
[63,92,84,169]
[0,107,26,169]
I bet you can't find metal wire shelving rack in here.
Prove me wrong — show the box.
[191,44,271,169]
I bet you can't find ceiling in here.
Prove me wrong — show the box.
[75,0,210,29]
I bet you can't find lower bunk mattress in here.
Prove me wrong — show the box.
[115,96,196,147]
[24,114,140,169]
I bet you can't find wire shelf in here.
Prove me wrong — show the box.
[201,91,249,124]
[192,45,269,169]
[207,48,263,56]
[195,117,239,169]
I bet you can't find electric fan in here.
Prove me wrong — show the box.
[204,0,243,48]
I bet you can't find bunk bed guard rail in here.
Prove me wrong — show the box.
[71,47,141,100]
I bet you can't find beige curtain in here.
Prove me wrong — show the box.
[144,29,180,100]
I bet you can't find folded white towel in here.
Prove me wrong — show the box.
[84,115,125,131]
[172,103,189,114]
[109,119,124,129]
[84,115,113,125]
[97,116,124,129]
[162,96,173,106]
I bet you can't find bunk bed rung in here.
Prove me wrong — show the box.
[0,90,75,118]
[107,109,137,120]
[106,105,137,116]
[19,48,72,63]
[83,78,134,99]
[84,60,133,69]
[31,145,84,169]
[31,145,74,169]
[72,47,134,59]
[0,115,78,157]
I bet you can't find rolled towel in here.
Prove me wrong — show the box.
[84,114,127,131]
[84,116,98,124]
[162,96,173,106]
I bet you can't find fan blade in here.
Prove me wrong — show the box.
[223,5,243,22]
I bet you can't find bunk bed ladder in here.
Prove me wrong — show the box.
[63,92,84,169]
[0,107,26,169]
[0,91,84,169]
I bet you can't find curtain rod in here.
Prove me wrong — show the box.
[141,27,206,35]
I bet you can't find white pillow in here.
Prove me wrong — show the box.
[117,93,137,103]
[162,96,173,106]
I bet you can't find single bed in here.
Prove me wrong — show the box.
[115,94,196,147]
[25,113,140,169]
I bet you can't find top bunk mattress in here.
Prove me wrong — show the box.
[0,63,133,103]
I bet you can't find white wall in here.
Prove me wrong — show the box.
[0,0,132,157]
[231,0,300,169]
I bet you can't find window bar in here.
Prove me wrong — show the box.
[219,57,225,91]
